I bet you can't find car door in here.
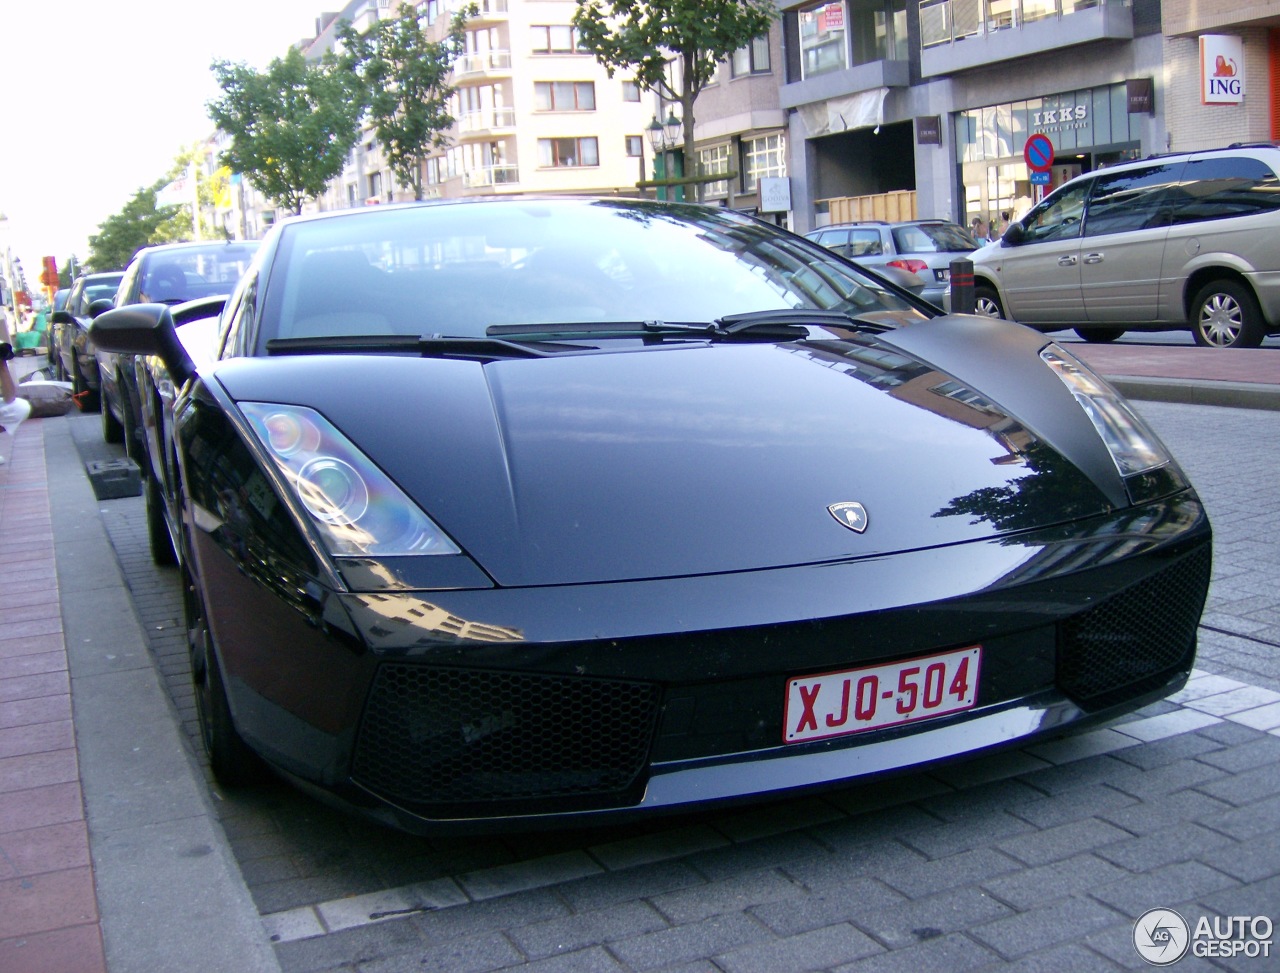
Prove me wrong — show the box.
[990,179,1091,325]
[1078,161,1184,324]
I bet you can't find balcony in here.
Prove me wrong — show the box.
[463,165,520,189]
[458,107,517,138]
[918,0,1133,78]
[455,50,513,81]
[468,0,508,25]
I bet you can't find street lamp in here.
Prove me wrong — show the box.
[647,110,682,201]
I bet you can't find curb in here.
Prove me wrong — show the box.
[1109,375,1280,411]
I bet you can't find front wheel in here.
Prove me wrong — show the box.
[186,573,263,787]
[974,285,1005,318]
[145,474,177,566]
[1192,280,1265,348]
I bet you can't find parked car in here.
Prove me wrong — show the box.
[805,219,981,307]
[97,239,258,459]
[48,271,124,397]
[971,143,1280,347]
[90,197,1210,834]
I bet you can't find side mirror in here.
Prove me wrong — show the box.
[1001,223,1024,246]
[89,303,196,386]
[88,298,115,318]
[51,310,74,326]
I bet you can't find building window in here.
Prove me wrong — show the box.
[798,2,848,79]
[538,137,599,168]
[626,135,643,158]
[534,81,596,111]
[699,144,732,197]
[731,34,771,77]
[367,171,383,199]
[531,25,588,54]
[849,0,907,65]
[742,134,785,192]
[622,80,641,102]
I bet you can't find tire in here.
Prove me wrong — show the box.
[71,352,100,412]
[1074,328,1125,343]
[1191,279,1265,348]
[101,387,124,444]
[186,572,263,787]
[974,285,1005,319]
[145,474,177,566]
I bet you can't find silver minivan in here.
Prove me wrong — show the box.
[970,144,1280,348]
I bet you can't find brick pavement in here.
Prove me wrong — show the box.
[2,342,1279,972]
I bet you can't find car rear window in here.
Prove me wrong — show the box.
[1170,157,1280,223]
[892,223,979,253]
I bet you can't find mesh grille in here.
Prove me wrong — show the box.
[351,665,661,809]
[1057,547,1211,710]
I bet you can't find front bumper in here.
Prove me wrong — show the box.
[204,493,1211,833]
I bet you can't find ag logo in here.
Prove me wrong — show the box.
[1134,908,1190,966]
[827,501,868,533]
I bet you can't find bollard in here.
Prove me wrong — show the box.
[949,258,975,315]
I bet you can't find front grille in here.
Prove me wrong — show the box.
[351,665,661,811]
[1057,547,1211,710]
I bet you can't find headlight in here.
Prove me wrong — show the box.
[1040,344,1185,504]
[240,402,460,557]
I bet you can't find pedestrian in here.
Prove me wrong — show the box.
[970,216,989,244]
[0,310,33,458]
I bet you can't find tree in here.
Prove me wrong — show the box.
[207,46,366,215]
[338,3,474,201]
[573,0,776,198]
[86,179,184,271]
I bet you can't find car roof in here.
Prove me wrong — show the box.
[809,219,961,231]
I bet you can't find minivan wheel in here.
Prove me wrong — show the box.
[1192,280,1264,348]
[1074,328,1125,343]
[974,286,1004,318]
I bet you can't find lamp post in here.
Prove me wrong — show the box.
[647,110,682,202]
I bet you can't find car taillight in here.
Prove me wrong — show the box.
[887,259,929,274]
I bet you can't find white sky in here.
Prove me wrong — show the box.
[0,0,332,274]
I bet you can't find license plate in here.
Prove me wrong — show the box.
[784,646,982,744]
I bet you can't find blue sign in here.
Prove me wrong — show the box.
[1030,170,1052,185]
[1024,133,1054,172]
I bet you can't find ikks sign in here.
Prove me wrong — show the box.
[1201,35,1244,105]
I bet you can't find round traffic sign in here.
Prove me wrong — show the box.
[1024,133,1054,172]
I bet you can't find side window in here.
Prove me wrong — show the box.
[219,274,256,359]
[1082,162,1184,238]
[1020,181,1091,244]
[1170,157,1280,224]
[849,230,884,256]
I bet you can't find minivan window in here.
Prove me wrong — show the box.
[1170,157,1280,224]
[1083,162,1183,237]
[1020,180,1090,244]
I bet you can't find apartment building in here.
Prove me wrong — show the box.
[208,0,1280,238]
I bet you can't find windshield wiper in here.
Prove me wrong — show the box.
[486,317,824,343]
[265,334,582,360]
[715,309,891,336]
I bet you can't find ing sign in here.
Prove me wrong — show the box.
[1201,35,1244,105]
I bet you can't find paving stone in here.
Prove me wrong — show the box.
[967,895,1124,959]
[1194,735,1280,774]
[649,868,801,924]
[1092,823,1235,872]
[1089,861,1240,918]
[996,818,1131,867]
[1102,789,1234,836]
[507,901,669,960]
[850,886,1012,950]
[608,912,775,972]
[829,931,997,973]
[878,847,1023,899]
[982,853,1131,911]
[750,878,907,937]
[716,922,882,973]
[1204,794,1280,842]
[1010,784,1138,830]
[1196,765,1280,807]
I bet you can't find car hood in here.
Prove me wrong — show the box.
[212,318,1122,587]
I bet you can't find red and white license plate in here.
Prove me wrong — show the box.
[784,646,982,744]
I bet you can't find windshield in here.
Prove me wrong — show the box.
[140,244,258,304]
[260,199,924,345]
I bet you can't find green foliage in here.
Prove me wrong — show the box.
[338,3,473,200]
[573,0,776,194]
[207,46,366,215]
[86,180,181,272]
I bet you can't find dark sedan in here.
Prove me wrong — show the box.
[97,239,257,460]
[90,198,1211,834]
[49,271,124,399]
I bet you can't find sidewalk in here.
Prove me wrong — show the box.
[0,341,1276,973]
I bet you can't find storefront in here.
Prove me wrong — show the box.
[954,81,1146,232]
